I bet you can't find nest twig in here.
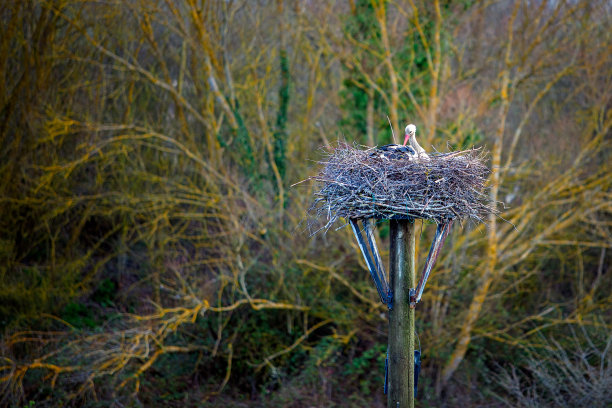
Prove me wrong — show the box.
[302,142,497,234]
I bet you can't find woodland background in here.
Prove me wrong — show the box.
[1,0,610,407]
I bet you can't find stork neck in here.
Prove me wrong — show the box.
[410,135,426,155]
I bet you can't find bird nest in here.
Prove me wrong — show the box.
[303,142,496,233]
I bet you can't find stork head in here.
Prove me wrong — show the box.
[403,124,416,146]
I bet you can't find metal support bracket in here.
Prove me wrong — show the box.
[349,218,393,309]
[350,219,452,309]
[409,221,453,308]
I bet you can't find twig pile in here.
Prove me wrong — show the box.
[305,143,496,233]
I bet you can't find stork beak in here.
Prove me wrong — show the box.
[403,133,410,146]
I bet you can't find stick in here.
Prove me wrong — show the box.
[387,115,398,144]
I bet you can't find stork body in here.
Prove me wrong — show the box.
[371,143,415,161]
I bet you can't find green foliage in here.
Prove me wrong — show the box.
[273,49,290,182]
[91,278,117,307]
[229,103,257,179]
[339,0,384,142]
[377,220,390,239]
[443,120,484,150]
[339,0,451,144]
[61,302,96,329]
[343,341,387,394]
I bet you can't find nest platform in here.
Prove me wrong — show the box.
[306,143,496,233]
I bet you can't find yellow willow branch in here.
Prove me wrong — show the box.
[254,318,333,371]
[537,240,612,248]
[255,93,285,214]
[502,64,576,175]
[374,0,400,139]
[295,259,383,309]
[441,0,521,387]
[340,51,392,112]
[48,5,213,132]
[117,345,207,391]
[427,0,442,144]
[202,342,234,402]
[62,124,261,208]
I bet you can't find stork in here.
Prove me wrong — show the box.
[403,124,429,160]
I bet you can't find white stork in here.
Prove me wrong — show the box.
[403,124,429,160]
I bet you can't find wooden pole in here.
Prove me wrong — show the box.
[388,219,415,408]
